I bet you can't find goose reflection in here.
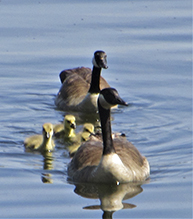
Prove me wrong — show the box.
[72,182,145,219]
[41,151,54,184]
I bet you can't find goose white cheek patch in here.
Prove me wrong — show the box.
[92,57,100,68]
[98,94,115,110]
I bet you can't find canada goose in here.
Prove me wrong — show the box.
[53,115,76,140]
[24,123,55,152]
[55,50,110,112]
[68,88,150,183]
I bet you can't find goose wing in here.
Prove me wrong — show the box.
[69,140,103,171]
[114,138,150,180]
[114,138,144,168]
[60,67,110,89]
[58,72,90,106]
[59,67,91,84]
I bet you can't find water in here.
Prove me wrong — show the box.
[0,0,192,218]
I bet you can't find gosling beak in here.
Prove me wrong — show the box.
[90,132,95,136]
[70,123,76,129]
[46,132,50,139]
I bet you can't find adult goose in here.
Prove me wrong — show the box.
[24,123,55,152]
[55,50,110,112]
[68,88,150,183]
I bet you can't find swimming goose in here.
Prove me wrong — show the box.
[53,115,76,140]
[68,88,150,183]
[24,123,55,152]
[55,50,110,112]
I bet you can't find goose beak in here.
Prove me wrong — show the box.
[70,123,76,129]
[102,63,108,69]
[115,96,128,106]
[101,58,108,69]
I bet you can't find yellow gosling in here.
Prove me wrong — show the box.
[68,123,95,157]
[82,123,95,135]
[24,123,55,152]
[53,115,76,141]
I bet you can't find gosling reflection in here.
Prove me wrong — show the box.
[41,151,54,184]
[73,182,143,219]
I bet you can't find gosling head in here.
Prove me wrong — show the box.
[92,50,108,69]
[64,115,76,130]
[42,123,54,139]
[98,88,128,110]
[81,132,92,142]
[83,123,95,135]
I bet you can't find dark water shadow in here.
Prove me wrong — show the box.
[70,181,148,219]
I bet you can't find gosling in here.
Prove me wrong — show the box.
[24,123,55,152]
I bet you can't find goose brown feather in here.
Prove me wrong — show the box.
[68,138,149,183]
[67,88,150,183]
[55,51,110,112]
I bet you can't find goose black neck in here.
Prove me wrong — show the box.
[98,101,116,155]
[88,66,101,94]
[103,211,113,219]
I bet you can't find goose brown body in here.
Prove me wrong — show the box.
[68,138,149,183]
[55,51,110,112]
[67,88,150,183]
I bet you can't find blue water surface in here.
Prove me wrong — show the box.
[0,0,192,218]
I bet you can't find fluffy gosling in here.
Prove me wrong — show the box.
[24,123,55,152]
[53,115,76,141]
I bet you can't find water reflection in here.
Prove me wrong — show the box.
[41,151,54,184]
[72,182,144,219]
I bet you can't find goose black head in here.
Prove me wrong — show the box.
[98,88,128,109]
[92,50,108,69]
